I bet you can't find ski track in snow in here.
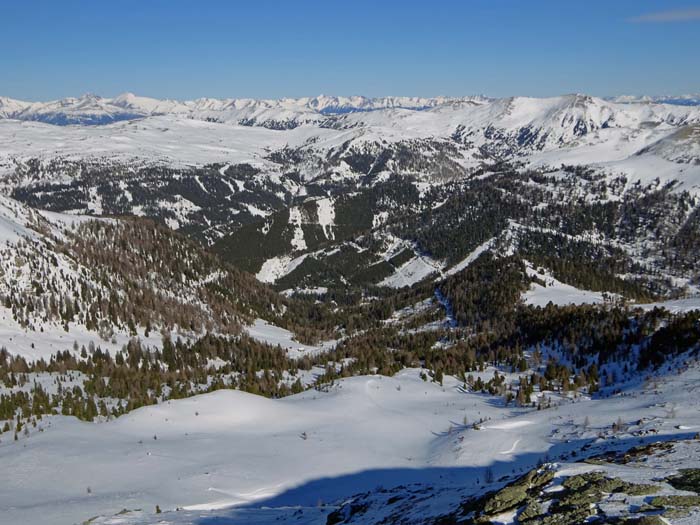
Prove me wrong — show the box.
[499,439,521,455]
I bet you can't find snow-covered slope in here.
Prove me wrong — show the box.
[523,264,612,307]
[0,115,329,172]
[4,358,700,525]
[0,194,304,362]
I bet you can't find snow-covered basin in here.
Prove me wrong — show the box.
[522,262,700,312]
[244,318,335,358]
[3,361,700,525]
[522,264,608,307]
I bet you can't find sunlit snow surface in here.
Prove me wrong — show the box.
[3,359,700,525]
[2,95,700,195]
[3,95,700,524]
[379,254,444,288]
[244,318,335,358]
[522,264,608,307]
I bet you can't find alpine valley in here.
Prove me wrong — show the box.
[2,92,700,525]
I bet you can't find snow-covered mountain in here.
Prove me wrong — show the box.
[0,93,146,125]
[1,92,699,301]
[2,91,698,128]
[0,92,490,126]
[1,93,698,158]
[3,92,700,525]
[2,92,699,250]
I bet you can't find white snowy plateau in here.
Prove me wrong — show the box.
[0,92,699,193]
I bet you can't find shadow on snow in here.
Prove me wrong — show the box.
[194,431,698,524]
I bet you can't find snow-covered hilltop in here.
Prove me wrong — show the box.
[5,360,700,525]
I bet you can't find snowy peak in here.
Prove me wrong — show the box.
[0,93,145,125]
[490,94,679,132]
[494,94,614,129]
[0,92,622,127]
[0,96,31,118]
[109,92,192,115]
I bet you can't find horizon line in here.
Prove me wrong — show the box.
[3,91,700,105]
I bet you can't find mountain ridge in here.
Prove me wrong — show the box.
[0,93,491,125]
[1,92,700,126]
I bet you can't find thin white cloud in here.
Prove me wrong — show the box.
[629,8,700,22]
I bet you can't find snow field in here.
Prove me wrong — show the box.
[3,358,700,525]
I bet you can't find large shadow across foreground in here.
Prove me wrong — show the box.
[193,432,697,524]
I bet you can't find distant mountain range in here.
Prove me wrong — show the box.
[610,93,700,106]
[0,93,490,125]
[1,92,699,126]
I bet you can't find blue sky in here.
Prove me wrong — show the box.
[1,0,699,101]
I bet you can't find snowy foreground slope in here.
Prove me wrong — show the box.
[2,358,700,525]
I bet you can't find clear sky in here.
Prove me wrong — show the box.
[1,0,699,101]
